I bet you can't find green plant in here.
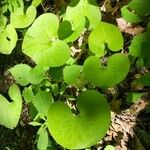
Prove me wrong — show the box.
[0,0,150,149]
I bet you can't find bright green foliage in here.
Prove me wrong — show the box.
[59,0,101,42]
[126,92,143,103]
[65,0,101,29]
[22,86,35,103]
[129,31,150,67]
[104,145,115,150]
[37,127,49,150]
[121,0,150,23]
[63,65,84,87]
[33,90,53,116]
[9,64,31,86]
[47,90,110,149]
[133,73,150,86]
[0,84,22,129]
[9,64,47,86]
[0,14,7,31]
[63,65,86,88]
[10,0,37,28]
[88,22,123,57]
[22,13,70,67]
[0,24,17,54]
[83,54,130,87]
[28,66,48,84]
[31,0,43,7]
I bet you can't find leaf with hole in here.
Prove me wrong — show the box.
[83,53,130,87]
[9,64,31,86]
[88,22,123,57]
[47,90,110,149]
[0,24,17,54]
[0,84,22,129]
[22,13,70,67]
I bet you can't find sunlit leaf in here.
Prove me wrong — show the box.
[0,24,17,54]
[22,13,70,67]
[65,0,101,29]
[63,65,82,85]
[47,90,110,149]
[0,84,22,129]
[37,127,48,150]
[10,0,36,28]
[89,22,123,57]
[9,64,31,86]
[33,91,53,116]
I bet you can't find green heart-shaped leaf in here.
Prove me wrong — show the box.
[10,5,36,28]
[89,22,123,57]
[65,0,101,29]
[0,84,22,129]
[47,90,110,149]
[22,13,70,67]
[83,53,130,87]
[0,24,17,54]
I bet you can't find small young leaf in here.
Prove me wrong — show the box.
[47,90,110,149]
[83,53,130,87]
[63,65,82,85]
[31,0,43,7]
[104,145,115,150]
[133,73,150,87]
[9,64,31,86]
[0,84,22,129]
[28,66,48,84]
[22,13,70,67]
[0,25,17,54]
[37,127,48,150]
[33,91,53,116]
[88,22,123,57]
[126,92,143,103]
[22,86,35,103]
